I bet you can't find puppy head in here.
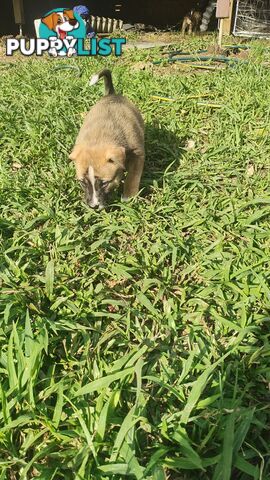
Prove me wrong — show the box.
[41,10,78,37]
[69,144,126,209]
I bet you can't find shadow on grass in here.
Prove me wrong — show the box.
[106,123,185,208]
[143,123,185,193]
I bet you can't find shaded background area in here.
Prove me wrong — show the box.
[1,0,209,36]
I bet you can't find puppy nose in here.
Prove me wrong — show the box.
[69,19,77,26]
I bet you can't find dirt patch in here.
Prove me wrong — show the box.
[231,49,250,59]
[136,31,185,43]
[130,61,154,72]
[207,45,229,56]
[206,45,250,59]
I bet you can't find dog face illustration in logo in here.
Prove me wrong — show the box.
[41,10,79,39]
[41,9,80,56]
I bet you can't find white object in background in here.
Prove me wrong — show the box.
[112,18,118,30]
[107,18,113,32]
[90,15,97,31]
[96,16,102,32]
[34,18,41,37]
[200,1,217,32]
[102,17,108,33]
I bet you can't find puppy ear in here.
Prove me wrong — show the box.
[106,146,126,170]
[69,145,92,180]
[63,9,75,19]
[69,145,81,162]
[41,12,57,31]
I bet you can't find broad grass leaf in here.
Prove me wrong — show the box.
[0,414,34,432]
[63,394,97,461]
[95,395,111,442]
[144,447,170,476]
[109,345,148,375]
[12,322,25,380]
[125,345,148,369]
[110,406,144,462]
[7,326,17,390]
[19,444,56,479]
[164,457,203,470]
[180,343,244,425]
[45,260,54,298]
[136,292,160,317]
[75,453,89,480]
[234,455,260,479]
[143,375,184,401]
[20,428,50,454]
[213,411,235,480]
[98,463,132,475]
[0,384,11,424]
[171,427,203,470]
[241,207,270,226]
[153,465,167,480]
[233,408,255,452]
[52,381,64,428]
[118,441,145,480]
[180,365,215,425]
[178,351,196,384]
[24,309,33,357]
[74,366,134,397]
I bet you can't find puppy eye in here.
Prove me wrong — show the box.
[57,18,62,24]
[64,16,69,21]
[107,158,114,164]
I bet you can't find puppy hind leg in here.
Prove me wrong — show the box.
[122,153,144,201]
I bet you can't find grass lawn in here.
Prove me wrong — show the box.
[1,34,270,479]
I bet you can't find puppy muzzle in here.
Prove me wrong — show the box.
[79,178,105,209]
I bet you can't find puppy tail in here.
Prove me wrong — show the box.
[89,69,115,95]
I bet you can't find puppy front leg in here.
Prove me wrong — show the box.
[181,19,187,35]
[122,152,144,201]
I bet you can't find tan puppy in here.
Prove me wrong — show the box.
[182,10,202,34]
[69,69,145,209]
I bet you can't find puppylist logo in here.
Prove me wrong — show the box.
[6,7,126,57]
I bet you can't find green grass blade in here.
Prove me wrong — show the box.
[74,366,134,397]
[45,259,54,299]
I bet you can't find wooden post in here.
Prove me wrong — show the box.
[218,18,224,47]
[223,0,235,35]
[12,0,25,24]
[216,0,231,18]
[216,0,231,46]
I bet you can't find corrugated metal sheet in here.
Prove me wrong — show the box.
[2,0,201,36]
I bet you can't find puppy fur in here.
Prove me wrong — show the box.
[69,69,145,208]
[182,10,202,34]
